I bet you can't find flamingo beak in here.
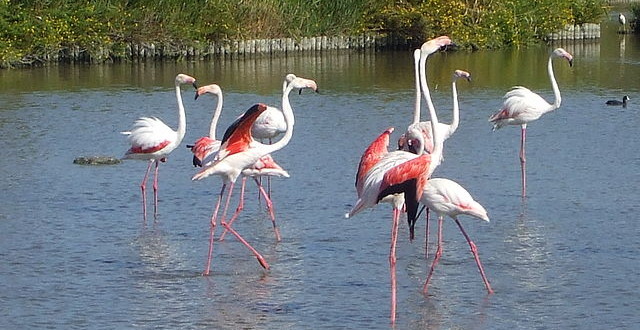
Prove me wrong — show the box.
[568,59,573,67]
[194,91,200,100]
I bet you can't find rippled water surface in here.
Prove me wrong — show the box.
[1,22,639,329]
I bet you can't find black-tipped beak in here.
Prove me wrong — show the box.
[192,82,198,89]
[298,89,302,95]
[568,59,573,67]
[194,91,200,100]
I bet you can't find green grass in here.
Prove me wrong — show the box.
[0,0,607,67]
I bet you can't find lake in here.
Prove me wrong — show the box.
[0,20,638,329]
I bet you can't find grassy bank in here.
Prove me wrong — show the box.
[0,0,607,67]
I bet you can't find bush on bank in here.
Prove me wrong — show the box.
[0,0,607,67]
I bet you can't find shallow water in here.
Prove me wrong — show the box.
[1,22,639,329]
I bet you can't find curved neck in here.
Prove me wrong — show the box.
[412,50,421,124]
[450,78,460,136]
[208,91,223,139]
[548,55,561,111]
[175,83,187,142]
[419,52,442,175]
[262,82,296,154]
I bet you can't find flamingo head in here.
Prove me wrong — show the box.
[195,84,222,100]
[176,73,198,89]
[453,69,471,82]
[420,36,454,56]
[552,48,573,67]
[290,76,319,94]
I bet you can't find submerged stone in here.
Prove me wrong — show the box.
[73,156,121,165]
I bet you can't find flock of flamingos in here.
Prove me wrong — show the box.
[120,35,573,322]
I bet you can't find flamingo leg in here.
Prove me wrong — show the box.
[139,160,154,221]
[152,160,160,218]
[520,124,527,197]
[219,181,270,270]
[254,177,281,242]
[219,177,246,241]
[204,183,226,276]
[423,215,444,295]
[425,207,430,258]
[389,207,400,324]
[453,218,494,294]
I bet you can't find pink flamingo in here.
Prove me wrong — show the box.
[420,178,494,295]
[192,75,317,276]
[250,74,297,195]
[187,84,287,242]
[121,73,197,220]
[489,48,573,197]
[345,40,451,322]
[398,36,458,157]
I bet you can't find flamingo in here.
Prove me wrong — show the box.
[398,36,459,157]
[344,39,452,323]
[187,84,287,242]
[191,75,318,276]
[419,178,494,295]
[489,47,573,197]
[121,73,197,220]
[250,74,297,196]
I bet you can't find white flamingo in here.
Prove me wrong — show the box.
[121,73,197,220]
[489,48,573,197]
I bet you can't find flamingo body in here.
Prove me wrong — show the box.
[420,178,493,295]
[122,73,197,219]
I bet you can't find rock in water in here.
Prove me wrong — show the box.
[73,156,121,165]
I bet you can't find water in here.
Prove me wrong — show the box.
[1,22,639,328]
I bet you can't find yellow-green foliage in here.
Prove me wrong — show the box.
[0,0,606,67]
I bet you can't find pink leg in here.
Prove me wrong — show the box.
[425,207,430,258]
[219,177,246,241]
[219,181,270,270]
[520,124,527,197]
[139,160,154,222]
[254,177,281,242]
[203,183,226,276]
[152,160,160,219]
[389,207,400,324]
[453,218,494,294]
[423,215,444,295]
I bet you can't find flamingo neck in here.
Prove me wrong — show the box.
[449,78,460,137]
[419,55,437,125]
[208,91,223,139]
[262,82,295,155]
[548,55,562,111]
[412,50,421,124]
[419,51,442,176]
[175,83,187,143]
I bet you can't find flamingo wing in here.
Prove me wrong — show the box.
[217,103,268,160]
[489,87,551,128]
[423,178,489,221]
[124,117,176,155]
[355,127,394,195]
[188,136,221,167]
[378,154,432,238]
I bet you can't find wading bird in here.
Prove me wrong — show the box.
[419,178,494,295]
[489,48,573,197]
[191,75,317,276]
[345,37,452,323]
[121,73,197,220]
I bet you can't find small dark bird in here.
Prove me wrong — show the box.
[606,95,630,106]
